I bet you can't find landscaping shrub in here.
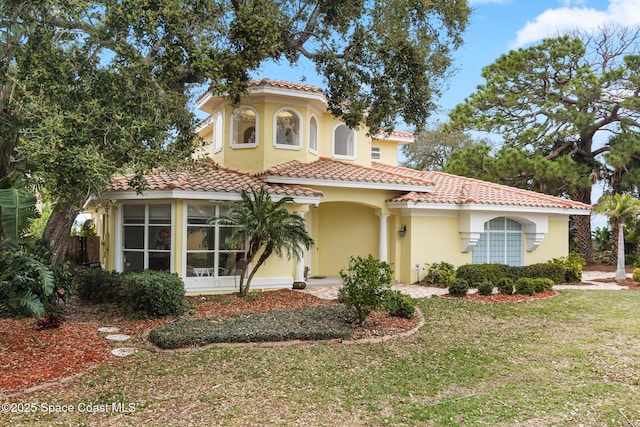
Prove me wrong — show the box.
[338,255,393,325]
[149,305,353,349]
[383,290,415,319]
[73,267,123,303]
[448,279,469,297]
[496,277,514,295]
[522,263,566,284]
[477,280,494,296]
[515,278,536,296]
[455,264,512,286]
[633,268,640,282]
[532,278,554,292]
[120,271,189,319]
[552,253,585,282]
[422,261,456,287]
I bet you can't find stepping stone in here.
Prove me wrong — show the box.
[98,327,119,333]
[105,334,130,342]
[111,348,136,357]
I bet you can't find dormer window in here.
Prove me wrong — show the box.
[232,106,258,147]
[309,116,318,153]
[274,108,301,148]
[333,124,355,159]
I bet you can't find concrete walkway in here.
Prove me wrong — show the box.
[301,270,629,300]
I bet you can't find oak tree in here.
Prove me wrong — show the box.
[1,0,471,263]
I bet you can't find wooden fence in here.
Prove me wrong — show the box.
[66,236,101,265]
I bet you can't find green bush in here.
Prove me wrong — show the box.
[383,290,415,319]
[448,279,469,297]
[496,277,514,295]
[522,263,566,284]
[551,253,585,282]
[422,261,456,287]
[455,264,512,286]
[73,267,123,303]
[633,268,640,282]
[338,255,393,325]
[477,280,494,296]
[515,278,536,296]
[120,271,189,319]
[532,278,554,293]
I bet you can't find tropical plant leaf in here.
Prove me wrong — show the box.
[0,187,37,241]
[0,289,45,319]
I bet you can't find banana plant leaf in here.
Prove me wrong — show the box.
[0,187,37,241]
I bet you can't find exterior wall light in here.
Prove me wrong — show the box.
[399,225,407,236]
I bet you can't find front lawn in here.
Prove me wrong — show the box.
[4,290,640,426]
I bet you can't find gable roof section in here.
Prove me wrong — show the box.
[373,163,591,211]
[259,158,434,192]
[106,162,322,199]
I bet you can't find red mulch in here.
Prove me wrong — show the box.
[0,289,413,395]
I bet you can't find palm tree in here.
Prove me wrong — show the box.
[594,193,640,281]
[212,187,314,296]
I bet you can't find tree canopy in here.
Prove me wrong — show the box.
[448,26,640,262]
[400,123,488,171]
[1,0,471,263]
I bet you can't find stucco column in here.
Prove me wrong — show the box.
[379,214,389,262]
[293,211,307,289]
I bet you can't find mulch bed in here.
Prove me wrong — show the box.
[0,289,414,395]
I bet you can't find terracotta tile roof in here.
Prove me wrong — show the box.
[373,163,591,210]
[196,79,325,105]
[374,129,415,140]
[248,78,324,94]
[107,162,322,198]
[260,158,434,187]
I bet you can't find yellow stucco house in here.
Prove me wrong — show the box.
[91,79,591,294]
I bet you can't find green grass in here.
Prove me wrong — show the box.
[6,290,640,426]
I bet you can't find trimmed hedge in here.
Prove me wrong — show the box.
[121,271,190,319]
[456,260,579,286]
[496,277,515,295]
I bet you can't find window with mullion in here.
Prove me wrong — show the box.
[472,217,523,266]
[122,204,172,272]
[186,203,245,278]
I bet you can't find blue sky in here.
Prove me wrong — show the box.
[251,0,640,126]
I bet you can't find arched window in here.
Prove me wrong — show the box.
[213,112,223,153]
[472,217,523,266]
[232,106,258,147]
[333,124,355,158]
[309,116,318,152]
[274,108,301,148]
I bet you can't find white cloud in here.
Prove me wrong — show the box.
[511,0,640,48]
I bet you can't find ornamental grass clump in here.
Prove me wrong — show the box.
[338,255,392,325]
[448,279,469,297]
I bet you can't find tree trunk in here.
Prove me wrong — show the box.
[242,245,273,297]
[616,225,627,281]
[571,188,593,264]
[41,210,79,265]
